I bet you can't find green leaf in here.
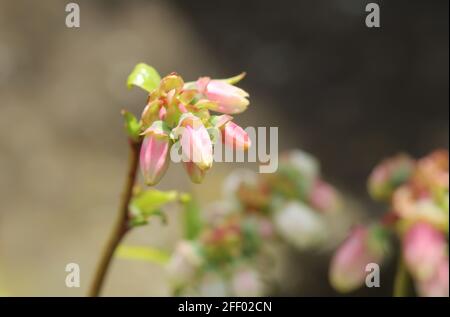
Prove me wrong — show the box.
[121,110,141,140]
[182,197,204,240]
[127,63,161,93]
[220,72,246,85]
[115,245,170,265]
[129,189,178,226]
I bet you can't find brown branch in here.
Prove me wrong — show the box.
[88,139,141,297]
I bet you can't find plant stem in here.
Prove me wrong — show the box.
[88,139,141,297]
[393,256,409,297]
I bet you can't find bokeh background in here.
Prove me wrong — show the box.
[0,0,448,296]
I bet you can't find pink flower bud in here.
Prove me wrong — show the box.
[329,226,385,293]
[222,120,251,151]
[368,154,414,201]
[139,122,170,186]
[417,257,449,297]
[211,115,250,151]
[176,114,213,171]
[197,77,249,114]
[309,180,341,213]
[183,161,206,184]
[403,222,446,281]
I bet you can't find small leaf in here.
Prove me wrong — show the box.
[179,192,192,204]
[121,110,141,141]
[127,63,161,93]
[129,189,178,224]
[182,197,204,240]
[220,72,246,84]
[115,245,170,265]
[160,73,184,93]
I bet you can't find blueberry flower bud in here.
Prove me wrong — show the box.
[329,225,386,293]
[196,76,249,114]
[174,113,213,171]
[403,222,447,281]
[139,121,170,186]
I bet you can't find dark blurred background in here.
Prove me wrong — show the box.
[175,0,449,199]
[0,0,448,296]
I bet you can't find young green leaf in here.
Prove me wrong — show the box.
[115,245,170,265]
[121,110,141,141]
[129,189,178,224]
[220,72,246,85]
[127,63,161,93]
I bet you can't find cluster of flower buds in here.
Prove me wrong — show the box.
[126,64,251,186]
[223,150,343,250]
[166,214,265,296]
[166,149,344,296]
[330,150,449,296]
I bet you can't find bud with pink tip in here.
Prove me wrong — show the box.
[139,121,170,186]
[368,154,414,201]
[174,113,213,171]
[403,222,446,281]
[196,76,249,114]
[222,121,251,151]
[309,179,341,213]
[329,225,387,293]
[417,257,449,297]
[211,115,251,151]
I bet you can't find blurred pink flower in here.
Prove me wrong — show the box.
[309,180,341,213]
[196,77,249,114]
[273,201,327,250]
[403,222,447,281]
[392,186,448,230]
[166,241,203,287]
[329,226,385,293]
[367,154,414,201]
[417,257,449,297]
